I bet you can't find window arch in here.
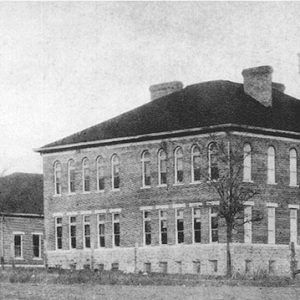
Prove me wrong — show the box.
[174,147,184,184]
[267,146,276,184]
[54,161,62,195]
[243,143,252,182]
[111,154,120,189]
[68,159,75,193]
[208,142,219,180]
[141,151,151,187]
[158,149,167,186]
[97,156,105,191]
[191,145,201,182]
[290,148,298,186]
[82,158,90,192]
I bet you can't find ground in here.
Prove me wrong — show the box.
[1,283,300,300]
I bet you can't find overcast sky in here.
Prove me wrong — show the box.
[1,2,300,174]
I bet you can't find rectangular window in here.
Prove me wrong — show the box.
[143,160,151,187]
[193,261,201,274]
[113,213,120,247]
[69,168,75,193]
[160,210,168,245]
[144,262,151,273]
[160,157,167,185]
[210,207,218,243]
[144,211,151,246]
[159,261,168,274]
[56,217,63,250]
[193,208,201,243]
[268,207,275,244]
[98,214,105,247]
[32,234,41,258]
[244,206,252,243]
[210,260,218,273]
[245,260,251,273]
[69,216,76,249]
[290,208,297,244]
[83,215,91,248]
[14,234,22,258]
[176,261,182,274]
[111,262,119,271]
[176,209,184,244]
[177,157,183,183]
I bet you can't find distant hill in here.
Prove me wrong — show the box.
[0,172,43,214]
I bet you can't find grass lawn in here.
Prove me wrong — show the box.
[1,283,300,300]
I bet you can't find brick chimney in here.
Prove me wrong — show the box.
[272,82,285,93]
[149,81,183,101]
[242,66,273,107]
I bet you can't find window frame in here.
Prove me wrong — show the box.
[243,143,252,182]
[96,156,105,191]
[191,145,201,183]
[193,207,201,243]
[111,154,120,190]
[289,148,298,187]
[209,206,219,243]
[82,158,90,192]
[13,232,24,259]
[98,213,106,248]
[69,216,77,250]
[208,143,219,181]
[290,208,298,244]
[159,210,168,245]
[68,159,76,194]
[267,146,276,184]
[55,217,63,250]
[54,161,62,196]
[143,210,152,246]
[175,208,184,244]
[174,147,184,184]
[32,233,42,259]
[112,213,120,247]
[267,206,276,244]
[158,149,167,186]
[83,215,91,249]
[244,206,252,243]
[141,151,151,188]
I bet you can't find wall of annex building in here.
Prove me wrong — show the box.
[0,216,44,265]
[42,132,300,252]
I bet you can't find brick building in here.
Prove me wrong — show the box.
[0,173,44,267]
[36,65,300,275]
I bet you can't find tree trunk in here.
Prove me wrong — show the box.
[226,222,233,278]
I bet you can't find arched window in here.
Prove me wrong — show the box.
[243,144,252,182]
[54,161,62,195]
[82,158,90,192]
[290,148,298,186]
[141,151,151,187]
[191,145,201,182]
[111,154,120,190]
[158,149,167,186]
[68,159,75,193]
[208,143,219,180]
[174,147,184,184]
[97,156,105,191]
[267,146,276,184]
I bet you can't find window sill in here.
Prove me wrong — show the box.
[67,192,76,196]
[173,183,184,187]
[157,184,167,188]
[140,186,151,190]
[14,257,24,260]
[82,191,91,194]
[243,180,254,183]
[190,181,202,185]
[289,184,299,188]
[95,190,105,193]
[53,194,62,198]
[33,257,43,260]
[267,182,278,186]
[112,188,120,192]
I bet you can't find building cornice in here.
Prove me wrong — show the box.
[34,123,300,154]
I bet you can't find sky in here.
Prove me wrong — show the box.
[1,1,300,174]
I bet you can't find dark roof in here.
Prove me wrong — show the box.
[40,80,300,151]
[0,173,43,214]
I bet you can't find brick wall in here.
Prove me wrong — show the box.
[0,215,44,266]
[42,131,300,274]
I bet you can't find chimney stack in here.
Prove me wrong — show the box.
[149,81,183,101]
[272,82,285,93]
[242,66,273,107]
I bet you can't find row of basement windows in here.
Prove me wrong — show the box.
[54,204,299,250]
[53,144,299,195]
[13,233,42,259]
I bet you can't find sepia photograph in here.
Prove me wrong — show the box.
[0,1,300,299]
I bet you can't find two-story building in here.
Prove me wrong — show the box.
[36,65,300,275]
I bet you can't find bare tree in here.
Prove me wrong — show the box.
[204,133,262,277]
